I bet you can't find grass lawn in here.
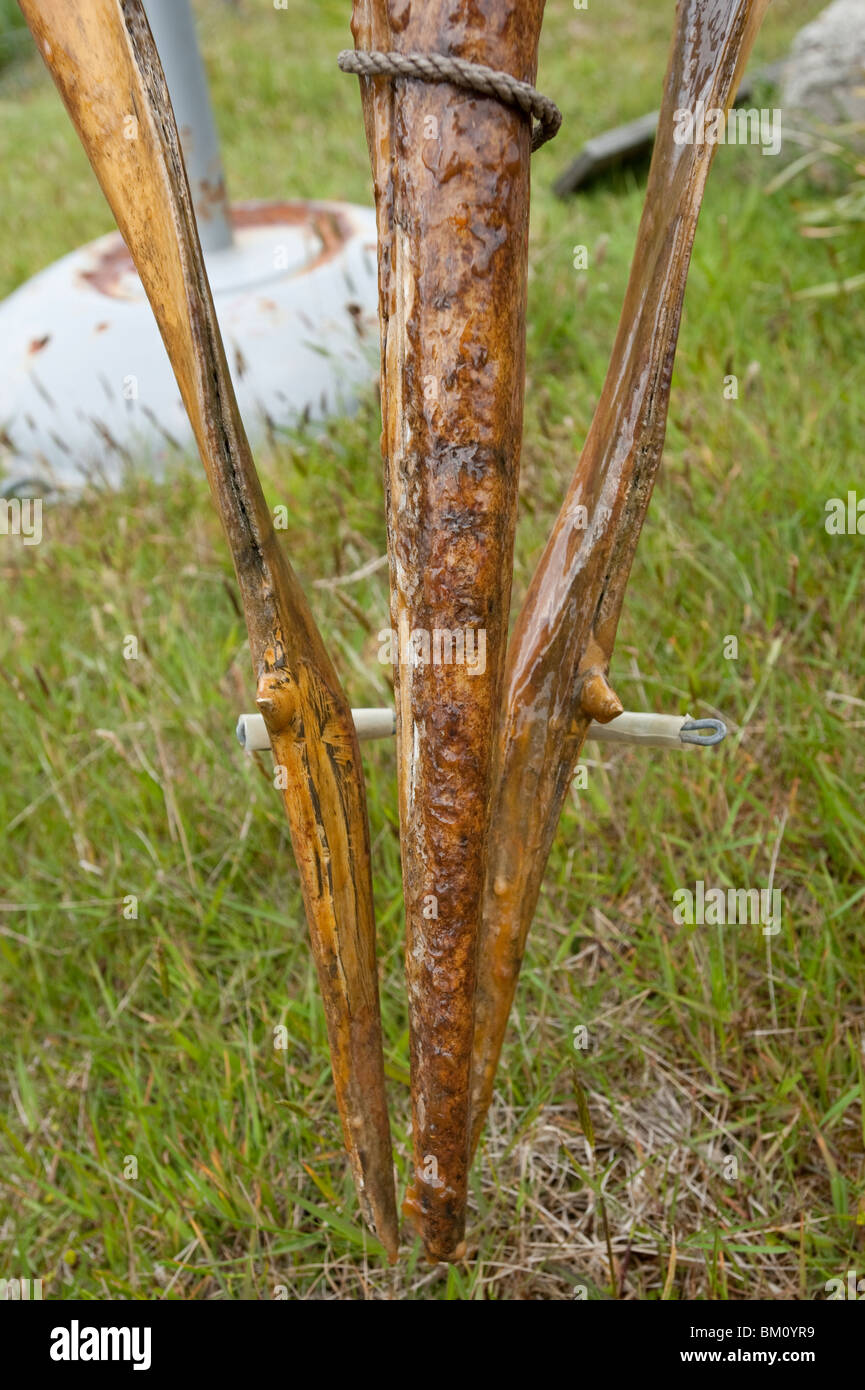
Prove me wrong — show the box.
[1,0,864,1300]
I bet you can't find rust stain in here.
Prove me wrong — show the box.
[346,302,366,339]
[232,202,355,275]
[78,203,356,299]
[195,175,229,222]
[78,238,136,298]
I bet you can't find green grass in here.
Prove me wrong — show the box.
[0,1,27,77]
[2,0,864,1300]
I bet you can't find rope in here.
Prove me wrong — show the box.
[338,49,561,152]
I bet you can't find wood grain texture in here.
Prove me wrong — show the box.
[351,0,545,1260]
[471,0,770,1154]
[19,0,399,1260]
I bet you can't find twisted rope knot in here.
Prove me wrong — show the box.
[338,49,561,152]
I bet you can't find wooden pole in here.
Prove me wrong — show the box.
[470,0,770,1154]
[19,0,399,1260]
[350,0,545,1261]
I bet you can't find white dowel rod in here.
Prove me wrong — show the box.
[588,712,690,747]
[236,709,714,753]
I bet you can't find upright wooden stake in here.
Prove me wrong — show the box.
[350,0,545,1260]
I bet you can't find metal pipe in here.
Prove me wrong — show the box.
[142,0,233,253]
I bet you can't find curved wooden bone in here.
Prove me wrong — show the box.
[471,0,770,1152]
[19,0,399,1259]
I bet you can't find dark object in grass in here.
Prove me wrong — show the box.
[553,61,785,197]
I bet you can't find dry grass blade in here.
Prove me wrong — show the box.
[19,0,398,1259]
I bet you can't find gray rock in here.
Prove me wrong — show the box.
[783,0,865,128]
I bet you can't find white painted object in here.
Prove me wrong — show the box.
[0,0,379,493]
[0,202,379,493]
[235,709,711,753]
[588,712,696,746]
[237,710,396,751]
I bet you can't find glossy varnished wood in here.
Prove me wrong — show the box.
[351,0,545,1261]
